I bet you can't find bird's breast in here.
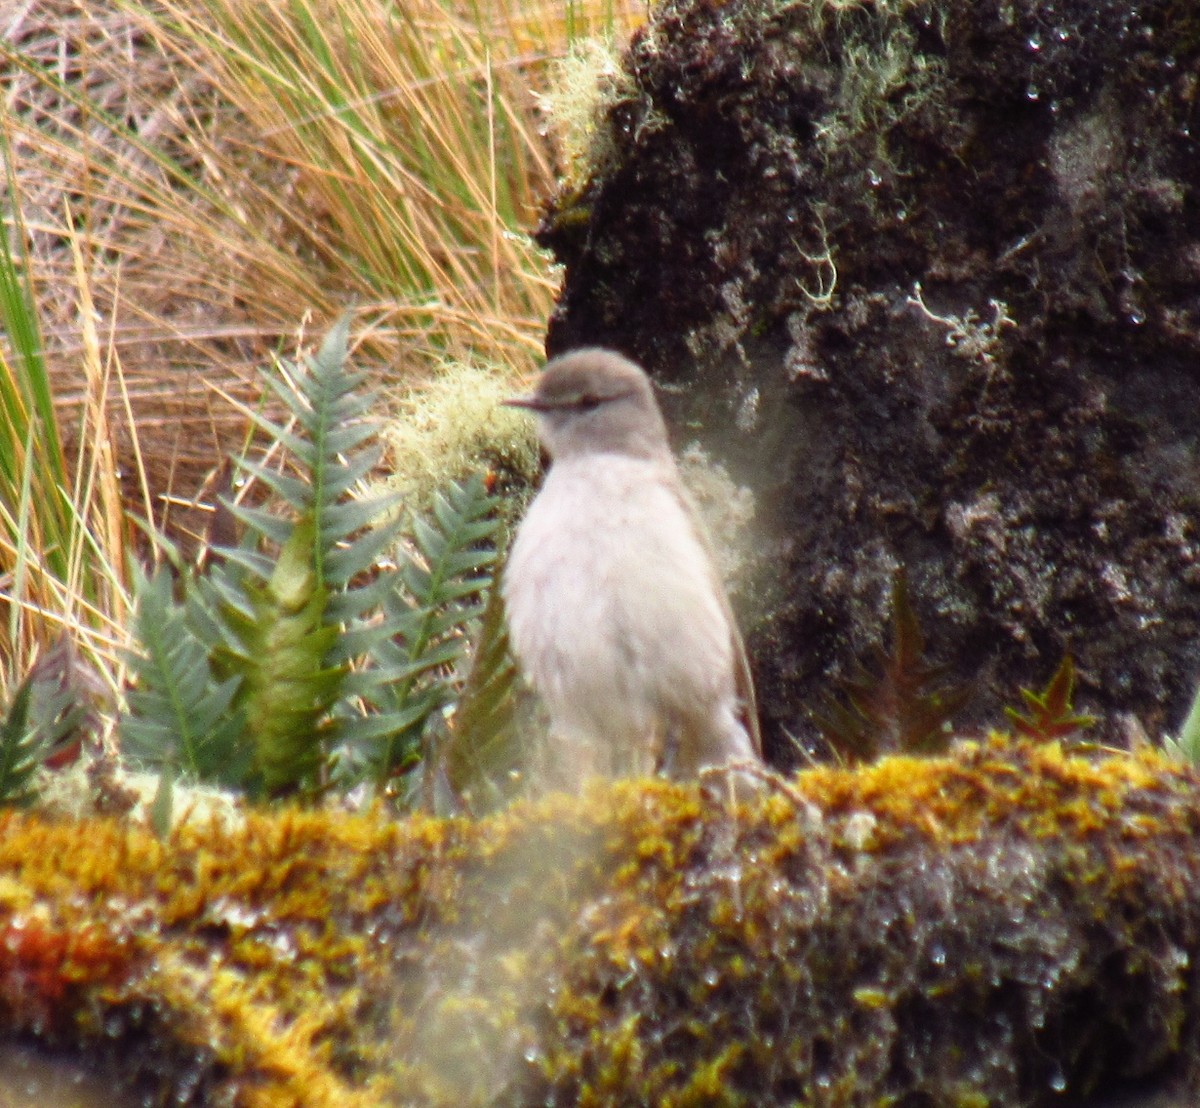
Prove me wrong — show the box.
[503,456,734,709]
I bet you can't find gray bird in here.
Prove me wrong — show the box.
[502,348,762,789]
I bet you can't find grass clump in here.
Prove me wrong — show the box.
[2,0,641,520]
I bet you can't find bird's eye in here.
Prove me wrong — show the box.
[576,393,602,411]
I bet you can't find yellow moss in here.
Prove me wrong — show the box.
[674,1042,747,1106]
[792,733,1196,854]
[0,737,1196,1103]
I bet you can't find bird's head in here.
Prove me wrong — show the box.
[504,348,671,462]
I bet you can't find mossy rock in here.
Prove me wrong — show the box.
[538,0,1200,760]
[0,737,1198,1104]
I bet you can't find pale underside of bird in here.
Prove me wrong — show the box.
[502,348,762,791]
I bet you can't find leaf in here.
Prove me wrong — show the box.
[0,670,85,808]
[1165,679,1200,764]
[1005,656,1096,742]
[150,765,176,840]
[119,564,248,785]
[442,575,523,814]
[217,519,347,798]
[352,473,502,793]
[23,635,108,769]
[814,567,973,761]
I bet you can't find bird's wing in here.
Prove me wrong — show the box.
[673,478,763,758]
[730,618,763,757]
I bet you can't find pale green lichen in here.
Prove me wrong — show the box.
[377,358,540,514]
[678,443,759,592]
[536,37,654,193]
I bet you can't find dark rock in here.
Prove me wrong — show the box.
[537,0,1200,764]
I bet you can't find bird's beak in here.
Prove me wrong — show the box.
[501,394,549,411]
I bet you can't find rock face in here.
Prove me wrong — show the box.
[537,0,1200,762]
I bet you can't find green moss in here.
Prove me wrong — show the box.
[0,737,1198,1103]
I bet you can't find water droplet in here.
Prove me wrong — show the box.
[1027,35,1042,52]
[867,167,882,187]
[1026,85,1041,101]
[1128,308,1146,325]
[1049,1067,1067,1093]
[1055,27,1070,41]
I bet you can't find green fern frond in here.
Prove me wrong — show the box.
[349,473,501,793]
[119,564,248,785]
[442,574,522,813]
[0,671,83,808]
[227,317,400,598]
[0,681,47,809]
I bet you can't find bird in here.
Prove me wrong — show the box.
[501,347,762,790]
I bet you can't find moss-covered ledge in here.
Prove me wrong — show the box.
[1,736,1198,1105]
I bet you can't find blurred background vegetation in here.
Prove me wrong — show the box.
[0,0,641,805]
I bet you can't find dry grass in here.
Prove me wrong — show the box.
[2,0,640,512]
[0,203,132,684]
[0,0,640,677]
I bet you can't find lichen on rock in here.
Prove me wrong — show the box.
[537,0,1200,760]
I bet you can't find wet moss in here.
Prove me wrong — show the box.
[0,738,1198,1103]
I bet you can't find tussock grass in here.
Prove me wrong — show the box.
[0,153,130,690]
[3,0,639,497]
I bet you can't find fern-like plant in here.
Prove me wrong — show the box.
[440,577,524,813]
[814,568,972,761]
[346,473,501,799]
[1004,656,1096,743]
[196,318,404,797]
[120,563,247,787]
[0,670,83,808]
[118,319,505,809]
